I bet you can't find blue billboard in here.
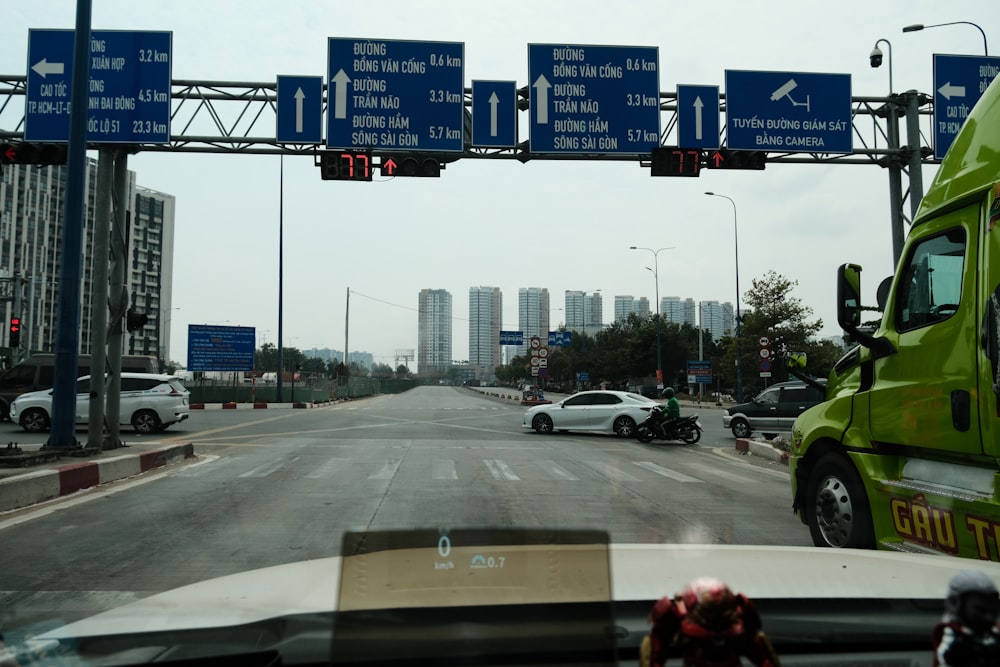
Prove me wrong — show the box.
[187,325,255,372]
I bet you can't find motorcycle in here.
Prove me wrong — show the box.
[635,405,703,444]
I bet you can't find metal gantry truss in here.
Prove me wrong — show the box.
[0,74,938,257]
[0,74,937,161]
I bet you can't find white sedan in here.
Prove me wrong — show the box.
[522,390,657,437]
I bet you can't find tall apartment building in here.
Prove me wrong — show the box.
[564,290,603,336]
[516,287,549,357]
[468,286,502,383]
[699,300,735,341]
[0,160,175,364]
[418,288,453,374]
[614,295,650,322]
[662,296,697,326]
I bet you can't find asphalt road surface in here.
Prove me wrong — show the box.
[0,386,809,631]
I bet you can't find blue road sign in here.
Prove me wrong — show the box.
[277,75,323,144]
[548,331,572,346]
[326,38,464,151]
[528,44,660,154]
[677,85,720,149]
[187,325,256,372]
[725,70,852,154]
[25,29,172,143]
[499,330,524,346]
[472,80,517,147]
[576,371,590,382]
[932,54,1000,159]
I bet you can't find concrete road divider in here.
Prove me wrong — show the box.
[0,443,195,513]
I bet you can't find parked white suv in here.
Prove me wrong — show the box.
[10,373,190,434]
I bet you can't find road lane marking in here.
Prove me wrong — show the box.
[538,460,579,480]
[369,459,402,480]
[433,459,458,480]
[633,461,703,483]
[675,458,755,485]
[582,461,640,483]
[305,458,349,479]
[238,456,300,478]
[483,459,520,480]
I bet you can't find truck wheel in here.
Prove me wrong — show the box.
[805,454,875,549]
[730,418,751,438]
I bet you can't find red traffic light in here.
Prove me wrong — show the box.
[0,142,68,166]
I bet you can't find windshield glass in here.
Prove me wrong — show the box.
[2,2,1000,665]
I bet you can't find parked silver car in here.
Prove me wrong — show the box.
[522,390,656,437]
[10,373,190,434]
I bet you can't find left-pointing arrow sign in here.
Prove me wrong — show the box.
[31,58,64,78]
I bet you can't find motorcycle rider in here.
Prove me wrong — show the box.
[661,386,681,420]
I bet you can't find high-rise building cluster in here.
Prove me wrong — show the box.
[416,287,738,382]
[1,160,175,364]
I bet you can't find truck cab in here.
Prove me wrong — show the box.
[790,76,1000,559]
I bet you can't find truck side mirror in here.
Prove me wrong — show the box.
[837,263,863,331]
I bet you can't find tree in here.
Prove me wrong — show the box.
[724,270,825,398]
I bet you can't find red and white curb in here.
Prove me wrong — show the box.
[0,443,195,513]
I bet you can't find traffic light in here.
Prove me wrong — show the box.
[9,317,20,348]
[650,147,703,177]
[126,308,149,333]
[705,149,766,170]
[379,155,442,177]
[0,142,68,166]
[318,150,373,181]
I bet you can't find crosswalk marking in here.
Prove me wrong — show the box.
[433,459,458,480]
[305,458,349,479]
[537,460,579,480]
[239,456,300,478]
[583,461,641,483]
[369,459,402,480]
[484,459,520,480]
[186,451,772,486]
[633,461,703,483]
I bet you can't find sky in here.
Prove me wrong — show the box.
[2,1,998,368]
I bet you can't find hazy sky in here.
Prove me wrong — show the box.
[2,1,997,366]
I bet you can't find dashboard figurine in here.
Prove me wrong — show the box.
[932,570,1000,667]
[640,576,779,667]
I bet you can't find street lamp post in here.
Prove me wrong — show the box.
[903,21,989,55]
[704,192,743,403]
[629,246,674,390]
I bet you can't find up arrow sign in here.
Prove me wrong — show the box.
[533,74,551,125]
[31,58,64,78]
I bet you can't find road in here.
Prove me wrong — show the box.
[0,386,808,631]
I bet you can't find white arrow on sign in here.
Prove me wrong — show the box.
[331,69,351,120]
[693,95,704,140]
[32,58,65,78]
[489,91,499,137]
[294,87,305,133]
[533,74,551,125]
[937,81,966,100]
